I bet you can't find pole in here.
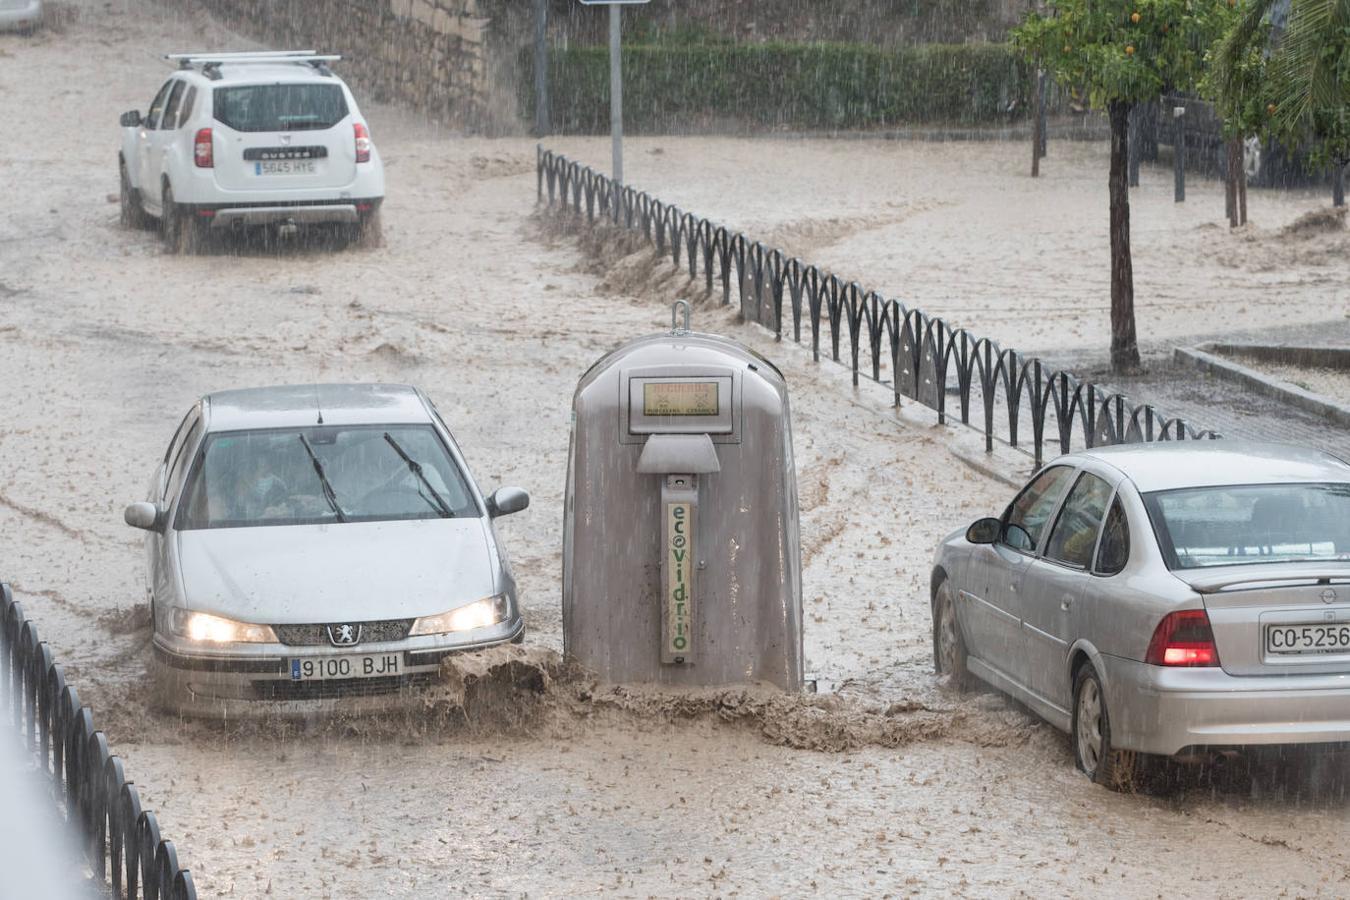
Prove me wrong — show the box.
[1172,105,1185,203]
[1030,67,1042,178]
[609,2,623,221]
[1335,163,1346,208]
[1037,70,1048,159]
[533,0,549,136]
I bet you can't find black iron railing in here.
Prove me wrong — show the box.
[1,583,196,899]
[537,147,1219,465]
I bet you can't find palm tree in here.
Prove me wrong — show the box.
[1213,0,1350,205]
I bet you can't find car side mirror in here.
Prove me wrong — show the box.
[124,501,161,532]
[487,487,529,518]
[120,110,142,128]
[966,517,1002,545]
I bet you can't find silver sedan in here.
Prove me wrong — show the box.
[931,441,1350,788]
[125,383,529,717]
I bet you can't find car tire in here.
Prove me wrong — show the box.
[932,578,970,690]
[160,184,205,255]
[119,159,150,230]
[352,208,383,249]
[1072,664,1159,791]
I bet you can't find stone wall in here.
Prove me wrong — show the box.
[177,0,518,132]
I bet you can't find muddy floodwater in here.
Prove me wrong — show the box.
[2,1,1350,896]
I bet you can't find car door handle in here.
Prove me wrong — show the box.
[1060,595,1074,611]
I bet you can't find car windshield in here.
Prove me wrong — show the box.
[213,83,348,132]
[1143,482,1350,569]
[176,425,479,529]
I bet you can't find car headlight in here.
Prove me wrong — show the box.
[409,594,509,636]
[171,609,277,644]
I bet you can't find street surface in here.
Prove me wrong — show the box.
[1,2,1348,895]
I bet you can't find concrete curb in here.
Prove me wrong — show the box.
[947,445,1024,489]
[1202,343,1350,370]
[1174,345,1350,430]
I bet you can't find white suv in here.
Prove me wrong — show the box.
[118,51,385,252]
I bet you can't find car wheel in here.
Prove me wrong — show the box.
[119,160,150,230]
[160,185,205,254]
[1072,664,1157,791]
[932,579,970,690]
[352,208,383,249]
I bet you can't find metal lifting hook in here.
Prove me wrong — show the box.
[671,299,692,335]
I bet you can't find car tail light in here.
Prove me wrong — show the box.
[193,128,213,168]
[354,122,371,163]
[1146,609,1220,667]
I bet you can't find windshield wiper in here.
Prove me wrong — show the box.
[382,432,454,519]
[298,434,348,523]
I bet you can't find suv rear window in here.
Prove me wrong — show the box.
[212,84,348,132]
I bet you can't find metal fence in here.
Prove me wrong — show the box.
[1,583,196,899]
[537,147,1219,466]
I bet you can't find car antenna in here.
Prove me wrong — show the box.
[314,385,324,425]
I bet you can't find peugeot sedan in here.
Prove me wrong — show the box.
[125,383,528,716]
[931,442,1350,788]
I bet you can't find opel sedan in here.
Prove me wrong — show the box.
[125,383,528,716]
[931,442,1350,788]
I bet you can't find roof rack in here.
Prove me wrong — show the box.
[165,51,342,78]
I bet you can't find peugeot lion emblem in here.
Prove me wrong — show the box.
[1322,588,1339,605]
[327,623,361,646]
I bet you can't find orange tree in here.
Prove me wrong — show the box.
[1013,0,1235,371]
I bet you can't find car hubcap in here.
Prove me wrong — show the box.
[1076,678,1103,773]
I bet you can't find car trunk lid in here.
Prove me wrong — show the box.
[210,81,357,192]
[1177,565,1350,676]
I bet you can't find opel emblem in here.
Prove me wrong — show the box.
[327,623,361,646]
[1322,588,1338,604]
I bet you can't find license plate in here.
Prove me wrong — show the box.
[1265,623,1350,655]
[255,160,316,176]
[289,653,402,681]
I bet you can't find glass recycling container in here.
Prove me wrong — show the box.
[563,305,803,690]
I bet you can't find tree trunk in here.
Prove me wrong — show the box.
[1335,162,1346,208]
[1108,100,1140,372]
[1225,136,1241,227]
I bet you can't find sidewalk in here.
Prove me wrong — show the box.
[1091,357,1350,460]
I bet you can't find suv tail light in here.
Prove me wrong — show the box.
[1146,609,1220,667]
[354,122,371,163]
[193,128,213,168]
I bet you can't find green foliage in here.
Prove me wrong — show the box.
[1201,14,1270,139]
[1270,0,1350,167]
[1209,0,1349,168]
[1011,0,1237,109]
[520,42,1031,133]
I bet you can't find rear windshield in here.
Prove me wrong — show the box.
[213,83,348,132]
[175,425,480,530]
[1143,483,1350,569]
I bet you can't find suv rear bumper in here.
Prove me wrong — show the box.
[195,198,381,229]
